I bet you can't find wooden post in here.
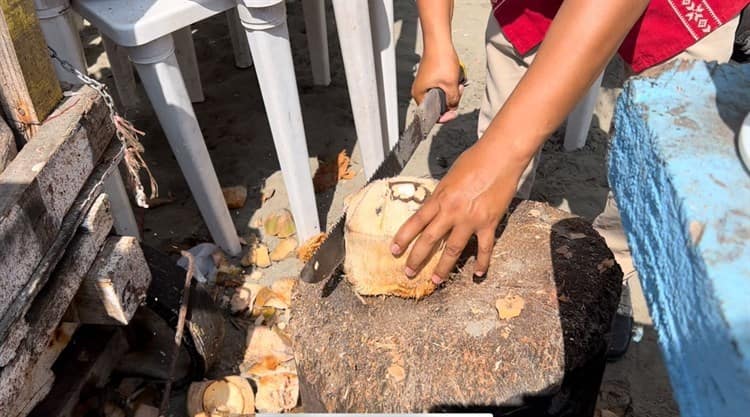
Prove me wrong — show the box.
[0,0,62,142]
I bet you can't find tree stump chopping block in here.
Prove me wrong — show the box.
[289,200,623,414]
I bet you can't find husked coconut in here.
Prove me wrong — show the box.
[343,176,445,299]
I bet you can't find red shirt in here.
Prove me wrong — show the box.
[492,0,748,73]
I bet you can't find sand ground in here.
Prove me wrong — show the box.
[81,1,679,416]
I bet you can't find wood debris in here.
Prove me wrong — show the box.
[240,326,295,379]
[312,149,356,193]
[387,364,406,383]
[254,372,299,413]
[496,295,525,320]
[145,191,175,208]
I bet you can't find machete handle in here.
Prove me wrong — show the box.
[427,62,468,115]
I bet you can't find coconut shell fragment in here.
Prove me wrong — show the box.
[270,238,297,261]
[186,376,255,417]
[264,209,296,238]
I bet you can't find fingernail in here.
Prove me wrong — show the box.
[391,243,401,255]
[475,270,485,277]
[405,266,416,277]
[431,275,444,285]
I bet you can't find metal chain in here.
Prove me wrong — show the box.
[47,45,118,116]
[46,45,159,208]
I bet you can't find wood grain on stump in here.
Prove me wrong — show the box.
[289,200,622,414]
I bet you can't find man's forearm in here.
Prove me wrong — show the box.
[481,0,649,167]
[416,0,454,53]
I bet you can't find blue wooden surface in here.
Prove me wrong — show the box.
[609,60,750,417]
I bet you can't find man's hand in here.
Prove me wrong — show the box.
[412,47,464,123]
[414,0,462,123]
[389,140,526,284]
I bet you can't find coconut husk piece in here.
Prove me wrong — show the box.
[289,200,622,414]
[342,177,444,299]
[186,376,255,416]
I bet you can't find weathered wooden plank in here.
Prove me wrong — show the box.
[0,187,115,416]
[0,0,62,140]
[0,139,123,350]
[0,86,113,324]
[24,192,113,351]
[0,319,28,367]
[11,322,78,417]
[0,115,15,172]
[27,326,129,417]
[74,236,152,325]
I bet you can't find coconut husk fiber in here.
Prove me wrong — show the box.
[288,200,623,415]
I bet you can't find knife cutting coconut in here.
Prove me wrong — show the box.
[299,66,465,293]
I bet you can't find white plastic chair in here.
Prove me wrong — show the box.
[39,0,328,256]
[35,0,403,255]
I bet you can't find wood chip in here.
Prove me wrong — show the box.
[312,149,356,193]
[254,372,299,413]
[270,238,297,262]
[495,295,525,320]
[297,233,326,262]
[387,364,406,383]
[146,192,175,208]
